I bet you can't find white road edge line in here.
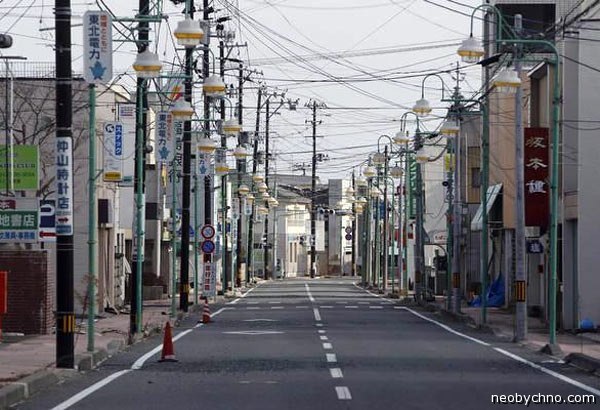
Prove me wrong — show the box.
[492,347,600,397]
[335,386,352,400]
[313,307,321,322]
[397,306,491,347]
[50,370,132,410]
[53,307,229,410]
[229,284,259,305]
[330,368,344,378]
[305,283,316,302]
[399,305,600,397]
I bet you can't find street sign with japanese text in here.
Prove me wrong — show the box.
[56,137,73,236]
[202,262,216,297]
[155,112,174,164]
[407,155,417,220]
[83,11,112,84]
[524,128,549,228]
[526,239,544,254]
[103,122,123,182]
[0,210,38,242]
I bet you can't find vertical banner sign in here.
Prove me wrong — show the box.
[524,128,550,228]
[103,122,123,182]
[155,112,174,164]
[197,152,209,177]
[172,120,184,187]
[202,262,216,297]
[83,11,112,84]
[407,155,417,220]
[56,138,73,235]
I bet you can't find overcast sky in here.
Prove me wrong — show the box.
[0,0,482,181]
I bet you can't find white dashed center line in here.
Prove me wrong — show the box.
[330,368,344,378]
[336,386,352,400]
[313,308,321,322]
[323,342,333,349]
[305,283,315,302]
[326,353,337,363]
[320,336,328,341]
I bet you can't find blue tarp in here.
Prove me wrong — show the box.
[469,274,505,307]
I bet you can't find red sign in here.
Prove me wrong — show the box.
[0,200,15,210]
[0,270,7,314]
[524,128,549,228]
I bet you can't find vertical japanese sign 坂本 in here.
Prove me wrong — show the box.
[83,11,112,84]
[524,127,549,228]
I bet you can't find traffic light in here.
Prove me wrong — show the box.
[0,34,12,49]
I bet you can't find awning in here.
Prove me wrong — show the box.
[471,183,502,231]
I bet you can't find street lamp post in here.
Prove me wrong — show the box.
[363,164,376,287]
[460,5,561,350]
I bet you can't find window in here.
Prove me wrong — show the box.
[471,167,481,188]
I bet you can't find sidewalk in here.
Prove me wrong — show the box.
[0,300,173,409]
[441,303,600,374]
[0,280,255,409]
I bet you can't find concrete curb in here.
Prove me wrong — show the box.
[0,370,61,410]
[565,353,600,374]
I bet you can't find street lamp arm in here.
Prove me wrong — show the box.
[420,73,447,100]
[468,4,505,39]
[399,111,421,133]
[377,134,393,151]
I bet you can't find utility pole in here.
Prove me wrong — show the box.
[382,146,389,292]
[414,130,425,303]
[130,0,150,339]
[247,86,262,282]
[87,83,97,352]
[351,170,357,276]
[310,101,317,278]
[218,36,229,293]
[264,98,270,279]
[513,14,527,341]
[202,0,213,290]
[235,62,244,287]
[55,0,75,368]
[179,0,194,312]
[450,64,463,314]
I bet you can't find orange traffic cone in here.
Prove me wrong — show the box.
[159,322,178,362]
[202,298,211,324]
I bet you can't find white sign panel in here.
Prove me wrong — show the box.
[83,11,112,84]
[56,137,73,235]
[103,122,123,182]
[172,119,184,182]
[155,112,174,164]
[197,152,210,177]
[202,262,216,297]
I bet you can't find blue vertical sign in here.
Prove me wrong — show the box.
[103,122,124,182]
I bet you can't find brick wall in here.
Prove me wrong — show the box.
[0,250,53,334]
